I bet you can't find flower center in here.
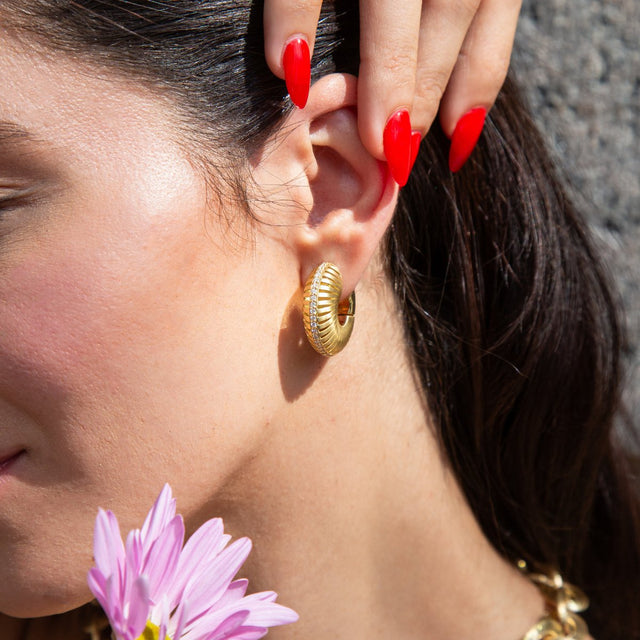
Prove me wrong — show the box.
[137,621,172,640]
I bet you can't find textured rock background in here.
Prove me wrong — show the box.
[511,0,640,422]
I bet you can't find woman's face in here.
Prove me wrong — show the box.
[0,30,292,616]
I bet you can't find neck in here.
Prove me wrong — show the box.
[211,278,545,640]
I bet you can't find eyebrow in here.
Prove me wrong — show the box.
[0,121,42,144]
[0,121,60,179]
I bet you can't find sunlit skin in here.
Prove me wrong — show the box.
[0,26,548,640]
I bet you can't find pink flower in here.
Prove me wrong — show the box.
[88,484,298,640]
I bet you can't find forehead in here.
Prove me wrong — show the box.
[0,28,180,164]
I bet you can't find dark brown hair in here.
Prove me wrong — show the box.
[3,1,640,638]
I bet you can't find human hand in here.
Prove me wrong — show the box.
[263,0,522,184]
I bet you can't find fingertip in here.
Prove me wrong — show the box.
[356,91,411,164]
[283,36,311,109]
[448,107,487,173]
[409,130,422,172]
[383,109,413,187]
[439,91,487,140]
[263,0,322,81]
[439,104,463,140]
[263,28,286,79]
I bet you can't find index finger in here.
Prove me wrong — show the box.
[264,0,323,108]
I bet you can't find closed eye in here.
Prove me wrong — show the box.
[0,184,45,209]
[0,193,31,213]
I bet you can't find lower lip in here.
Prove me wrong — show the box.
[0,450,25,481]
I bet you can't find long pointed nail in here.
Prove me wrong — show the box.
[409,131,422,173]
[449,107,487,173]
[383,109,412,187]
[283,37,310,109]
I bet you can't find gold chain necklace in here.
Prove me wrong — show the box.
[517,560,591,640]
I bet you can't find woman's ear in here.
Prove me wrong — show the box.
[251,73,399,296]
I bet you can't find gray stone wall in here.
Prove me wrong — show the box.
[511,0,640,420]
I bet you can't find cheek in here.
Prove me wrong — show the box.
[0,253,109,404]
[0,200,284,615]
[0,189,283,496]
[0,228,179,427]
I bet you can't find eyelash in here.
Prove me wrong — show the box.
[0,196,23,213]
[0,185,47,221]
[0,189,37,210]
[0,185,37,208]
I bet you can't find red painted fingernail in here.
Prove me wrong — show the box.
[409,131,422,173]
[283,37,310,109]
[448,107,487,173]
[383,109,412,187]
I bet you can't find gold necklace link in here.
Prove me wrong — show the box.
[517,560,591,640]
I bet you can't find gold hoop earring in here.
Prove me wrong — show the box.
[302,262,356,356]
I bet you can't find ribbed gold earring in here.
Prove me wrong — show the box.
[302,262,356,356]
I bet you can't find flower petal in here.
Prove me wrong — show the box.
[213,580,248,608]
[87,567,110,617]
[125,528,144,575]
[184,591,298,640]
[179,579,249,631]
[169,598,189,640]
[242,599,299,627]
[94,509,125,579]
[181,605,243,640]
[127,575,150,640]
[170,578,247,633]
[106,573,127,639]
[221,627,268,640]
[88,485,298,640]
[183,538,252,614]
[155,593,171,640]
[140,484,176,549]
[142,515,184,602]
[175,519,226,583]
[220,591,298,626]
[170,519,229,606]
[203,609,249,640]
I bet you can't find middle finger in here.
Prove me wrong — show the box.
[412,0,482,135]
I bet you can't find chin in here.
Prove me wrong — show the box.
[0,571,93,618]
